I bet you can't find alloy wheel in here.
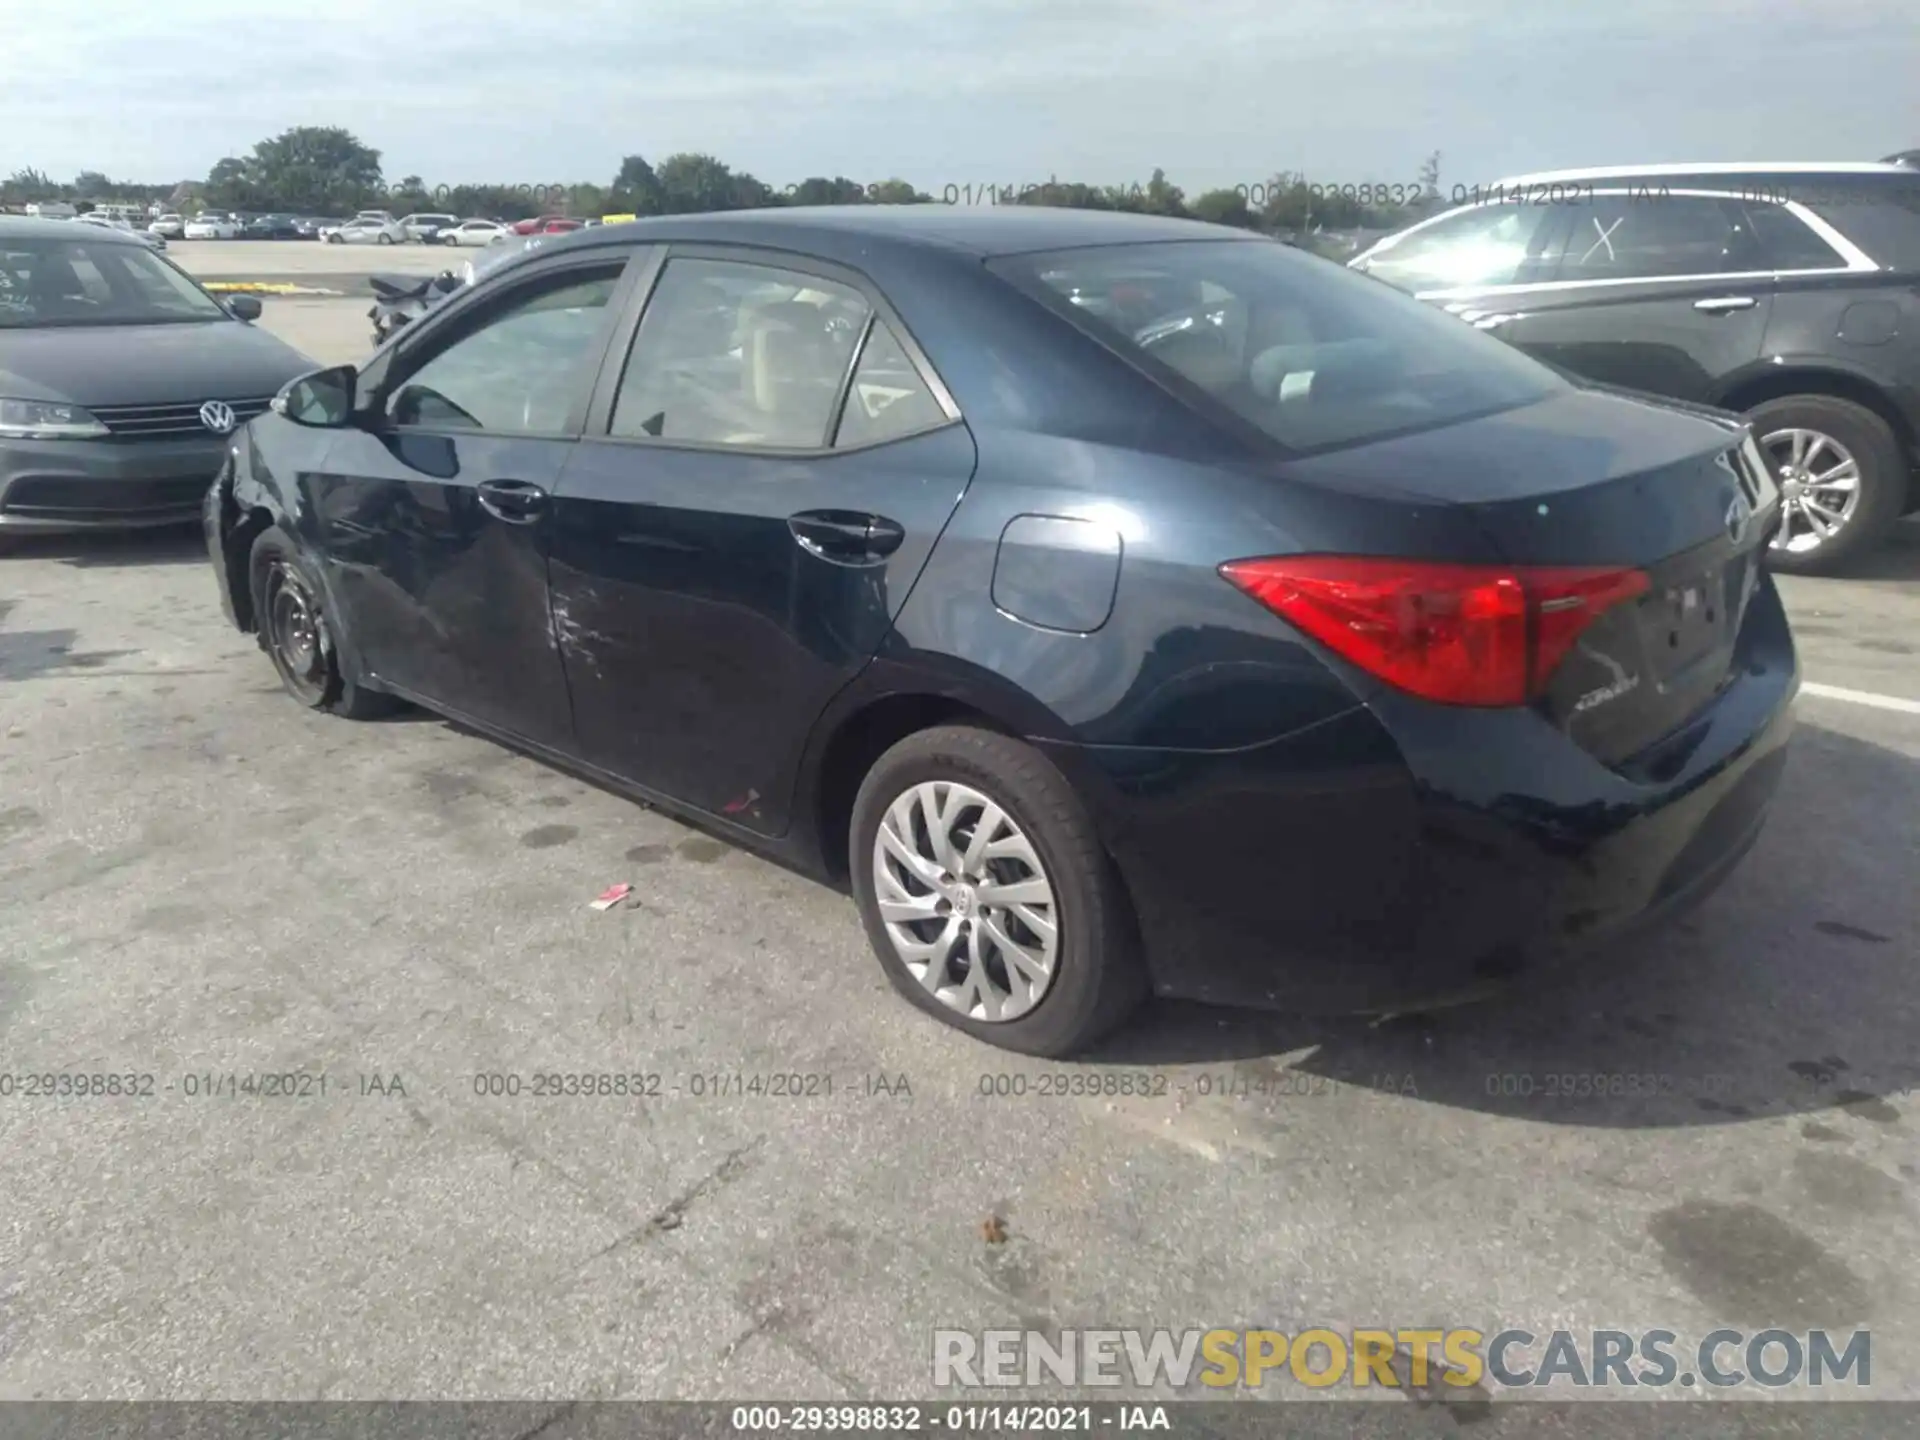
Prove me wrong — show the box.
[263,560,330,705]
[1761,427,1862,555]
[871,780,1060,1022]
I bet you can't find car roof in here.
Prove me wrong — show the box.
[519,204,1259,266]
[1493,161,1915,186]
[0,213,147,244]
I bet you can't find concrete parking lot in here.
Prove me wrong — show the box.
[0,295,1916,1407]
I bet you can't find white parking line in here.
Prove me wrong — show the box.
[1800,681,1920,717]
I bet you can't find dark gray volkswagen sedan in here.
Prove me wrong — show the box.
[0,215,313,536]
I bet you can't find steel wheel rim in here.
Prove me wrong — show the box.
[264,561,329,703]
[1761,427,1862,554]
[871,780,1060,1022]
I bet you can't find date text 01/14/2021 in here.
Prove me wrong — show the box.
[466,1071,914,1099]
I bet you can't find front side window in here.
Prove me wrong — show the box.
[387,268,622,434]
[1355,202,1562,293]
[0,239,229,327]
[1554,196,1756,281]
[609,257,871,447]
[994,238,1564,453]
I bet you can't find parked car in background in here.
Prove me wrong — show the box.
[509,214,583,235]
[324,217,406,246]
[441,218,511,247]
[294,217,342,239]
[353,209,398,225]
[24,202,77,220]
[206,207,1795,1056]
[184,214,241,240]
[242,213,304,240]
[73,213,167,251]
[149,214,186,239]
[1350,161,1920,574]
[0,215,311,539]
[399,213,459,243]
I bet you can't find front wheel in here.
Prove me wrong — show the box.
[248,528,399,719]
[850,726,1146,1057]
[376,233,393,245]
[1750,394,1905,575]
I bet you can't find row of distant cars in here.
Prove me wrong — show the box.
[146,209,602,246]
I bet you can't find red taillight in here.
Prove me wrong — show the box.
[1220,556,1650,707]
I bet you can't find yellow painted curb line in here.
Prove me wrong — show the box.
[202,281,343,295]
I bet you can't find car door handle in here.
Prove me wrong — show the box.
[476,478,549,524]
[1694,295,1757,313]
[788,509,905,563]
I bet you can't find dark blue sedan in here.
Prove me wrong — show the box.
[205,206,1798,1056]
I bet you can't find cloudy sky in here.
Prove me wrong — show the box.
[4,0,1915,193]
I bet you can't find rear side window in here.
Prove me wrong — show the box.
[992,239,1563,454]
[1554,196,1753,281]
[610,257,871,448]
[1739,202,1846,270]
[834,322,946,447]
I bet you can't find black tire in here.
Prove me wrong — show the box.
[1748,394,1905,575]
[850,725,1146,1057]
[247,527,398,719]
[376,233,393,245]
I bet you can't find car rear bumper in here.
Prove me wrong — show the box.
[1050,579,1800,1014]
[0,434,231,532]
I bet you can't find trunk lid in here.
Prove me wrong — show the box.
[1280,387,1781,763]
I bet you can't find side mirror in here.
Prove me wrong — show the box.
[225,294,264,321]
[271,364,357,428]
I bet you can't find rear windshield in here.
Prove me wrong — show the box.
[990,239,1563,452]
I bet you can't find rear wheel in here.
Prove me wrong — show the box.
[1749,394,1904,575]
[850,726,1146,1057]
[376,233,393,246]
[248,527,397,719]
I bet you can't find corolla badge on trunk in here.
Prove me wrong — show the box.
[198,400,237,435]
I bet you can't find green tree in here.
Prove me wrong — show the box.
[611,155,665,214]
[2,167,58,204]
[788,175,868,206]
[73,169,114,201]
[1189,188,1256,228]
[204,157,255,210]
[866,178,930,204]
[390,174,431,212]
[654,153,748,212]
[1139,166,1186,216]
[566,182,608,216]
[241,126,383,213]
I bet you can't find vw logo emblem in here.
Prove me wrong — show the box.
[198,400,237,435]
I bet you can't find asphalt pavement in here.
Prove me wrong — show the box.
[0,296,1915,1408]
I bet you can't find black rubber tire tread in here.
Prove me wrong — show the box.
[850,724,1147,1057]
[247,526,398,719]
[1748,393,1905,575]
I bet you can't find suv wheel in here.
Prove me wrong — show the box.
[850,725,1146,1057]
[1749,394,1905,575]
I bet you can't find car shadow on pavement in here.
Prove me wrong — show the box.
[2,524,206,568]
[1089,720,1918,1131]
[1835,516,1920,582]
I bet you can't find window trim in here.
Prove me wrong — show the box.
[1380,190,1878,302]
[358,248,647,442]
[581,241,963,458]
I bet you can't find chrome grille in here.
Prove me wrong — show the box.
[91,397,274,439]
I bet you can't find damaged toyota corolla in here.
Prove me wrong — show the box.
[204,207,1798,1056]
